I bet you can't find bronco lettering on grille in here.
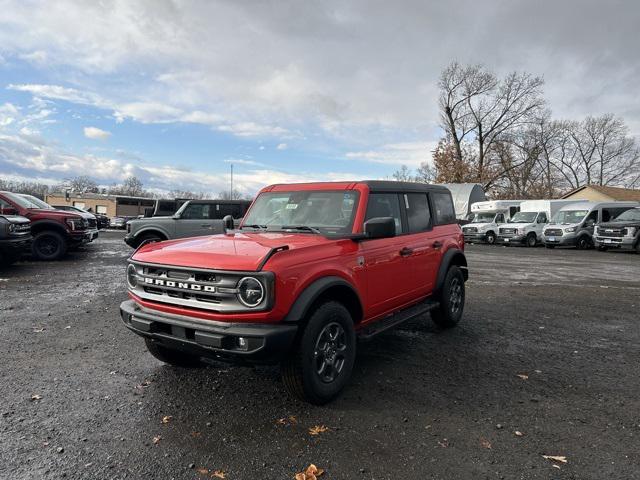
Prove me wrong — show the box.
[144,277,216,292]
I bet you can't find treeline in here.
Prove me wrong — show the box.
[0,176,245,200]
[393,62,640,198]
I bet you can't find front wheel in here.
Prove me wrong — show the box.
[576,236,591,250]
[32,231,67,261]
[485,232,496,245]
[144,339,203,367]
[526,233,537,248]
[135,232,164,248]
[281,302,356,405]
[431,266,465,328]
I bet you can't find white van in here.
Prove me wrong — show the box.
[462,200,524,244]
[497,200,581,247]
[542,201,639,249]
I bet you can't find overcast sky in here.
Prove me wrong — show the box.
[1,0,638,195]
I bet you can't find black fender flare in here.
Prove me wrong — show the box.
[283,276,363,324]
[434,248,468,296]
[29,220,69,238]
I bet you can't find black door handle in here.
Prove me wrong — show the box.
[399,247,414,257]
[433,241,443,249]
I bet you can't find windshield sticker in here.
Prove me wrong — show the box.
[285,203,298,210]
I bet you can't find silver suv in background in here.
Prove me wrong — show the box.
[542,201,638,249]
[124,199,251,248]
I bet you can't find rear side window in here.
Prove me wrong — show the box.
[432,192,456,225]
[216,203,243,218]
[404,193,431,233]
[365,193,403,235]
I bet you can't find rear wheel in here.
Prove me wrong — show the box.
[281,301,356,405]
[431,266,465,328]
[32,231,67,261]
[526,233,537,247]
[485,232,496,245]
[144,339,203,367]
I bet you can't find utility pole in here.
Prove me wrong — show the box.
[230,163,233,199]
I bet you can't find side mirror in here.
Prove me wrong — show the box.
[222,215,235,231]
[0,207,18,215]
[364,217,396,239]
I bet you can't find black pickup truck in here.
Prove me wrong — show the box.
[0,214,32,266]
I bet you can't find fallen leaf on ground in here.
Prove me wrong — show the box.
[295,464,324,480]
[276,415,298,426]
[197,468,210,475]
[552,464,561,469]
[212,471,226,479]
[31,394,42,401]
[190,431,202,438]
[437,439,449,448]
[161,415,172,424]
[542,455,567,463]
[32,327,45,333]
[480,437,492,449]
[308,425,329,436]
[514,431,524,437]
[517,374,529,380]
[152,435,161,445]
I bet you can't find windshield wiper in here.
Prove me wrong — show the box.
[241,224,268,230]
[280,225,321,234]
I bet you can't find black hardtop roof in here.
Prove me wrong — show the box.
[362,180,450,194]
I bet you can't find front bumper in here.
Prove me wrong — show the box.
[594,236,636,250]
[119,300,298,364]
[69,229,99,244]
[0,235,33,254]
[498,234,526,244]
[463,232,488,242]
[542,232,577,246]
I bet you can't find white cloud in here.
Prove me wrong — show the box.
[83,126,111,140]
[276,143,288,150]
[0,103,20,127]
[346,141,438,167]
[217,122,290,138]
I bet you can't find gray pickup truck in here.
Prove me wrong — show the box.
[124,199,251,248]
[0,214,32,266]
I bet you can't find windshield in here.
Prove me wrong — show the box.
[551,209,588,224]
[612,208,640,222]
[509,212,538,223]
[241,190,359,234]
[471,212,496,223]
[19,194,53,209]
[2,192,45,209]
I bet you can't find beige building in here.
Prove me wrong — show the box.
[561,184,640,202]
[45,193,155,217]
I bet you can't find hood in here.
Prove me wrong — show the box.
[503,222,533,228]
[69,211,96,220]
[26,208,83,219]
[465,222,494,228]
[597,220,640,228]
[132,231,335,271]
[1,215,30,224]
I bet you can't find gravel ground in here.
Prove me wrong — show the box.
[1,231,639,480]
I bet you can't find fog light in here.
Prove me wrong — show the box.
[237,337,248,350]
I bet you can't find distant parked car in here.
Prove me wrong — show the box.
[124,199,251,248]
[52,205,100,231]
[109,216,130,229]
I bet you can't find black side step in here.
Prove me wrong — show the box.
[357,298,439,341]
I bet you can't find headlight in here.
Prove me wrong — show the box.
[518,228,526,235]
[564,227,577,233]
[66,218,82,230]
[8,223,15,233]
[126,264,139,289]
[625,227,637,237]
[236,277,265,307]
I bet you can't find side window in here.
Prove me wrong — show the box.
[585,210,598,224]
[364,193,403,235]
[495,213,505,223]
[404,193,431,233]
[215,204,242,218]
[181,203,210,219]
[432,192,456,225]
[538,212,547,223]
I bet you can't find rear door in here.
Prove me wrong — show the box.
[359,192,416,318]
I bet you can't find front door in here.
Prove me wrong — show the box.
[177,202,220,238]
[359,193,416,319]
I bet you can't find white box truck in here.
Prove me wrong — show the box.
[462,200,524,244]
[497,200,581,247]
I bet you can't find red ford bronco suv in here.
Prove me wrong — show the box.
[120,181,468,404]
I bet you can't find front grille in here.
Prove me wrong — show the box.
[128,262,271,313]
[463,227,478,234]
[11,222,31,234]
[88,218,97,228]
[499,228,517,235]
[597,227,624,237]
[545,229,563,236]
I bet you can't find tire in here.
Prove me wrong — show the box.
[431,266,465,328]
[144,339,203,367]
[545,244,555,249]
[135,232,164,248]
[576,235,591,250]
[526,233,537,248]
[32,231,67,261]
[598,245,608,252]
[281,301,356,405]
[485,232,496,245]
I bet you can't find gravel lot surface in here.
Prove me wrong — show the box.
[1,231,639,479]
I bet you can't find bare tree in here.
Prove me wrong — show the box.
[169,190,213,199]
[390,165,415,182]
[62,176,98,193]
[217,189,246,200]
[108,176,149,197]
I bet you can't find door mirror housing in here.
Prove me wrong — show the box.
[364,217,396,239]
[222,215,235,231]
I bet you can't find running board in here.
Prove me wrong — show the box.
[357,298,439,341]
